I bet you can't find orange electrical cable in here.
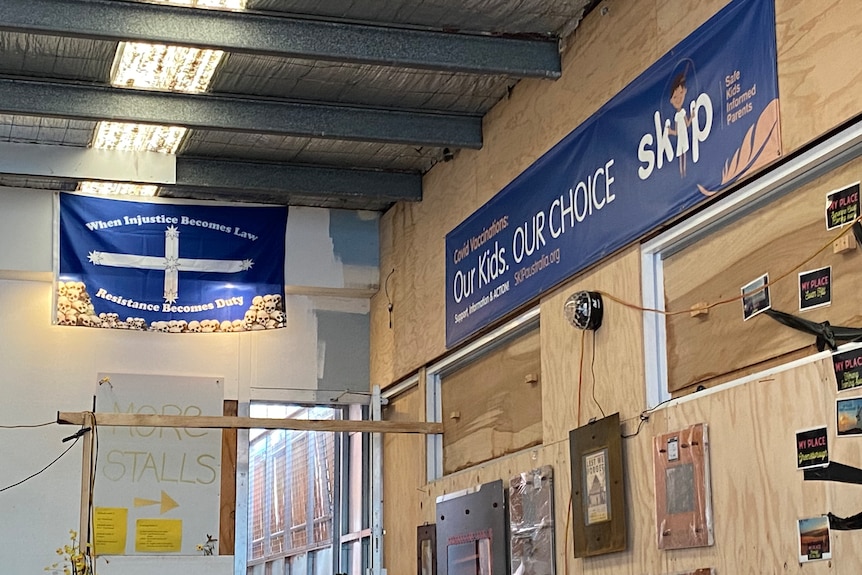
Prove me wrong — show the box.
[563,489,573,574]
[576,328,586,426]
[598,213,862,316]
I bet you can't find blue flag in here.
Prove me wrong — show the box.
[57,193,287,332]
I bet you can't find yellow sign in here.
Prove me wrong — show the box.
[93,507,128,555]
[135,519,182,553]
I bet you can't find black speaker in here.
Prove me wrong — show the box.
[564,291,603,331]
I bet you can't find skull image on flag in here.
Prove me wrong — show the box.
[56,192,287,332]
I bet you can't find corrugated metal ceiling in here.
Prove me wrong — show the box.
[0,0,595,210]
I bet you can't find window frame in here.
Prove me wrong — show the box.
[641,119,862,407]
[246,405,338,567]
[383,307,540,482]
[238,400,372,575]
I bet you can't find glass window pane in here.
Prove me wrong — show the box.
[247,403,340,565]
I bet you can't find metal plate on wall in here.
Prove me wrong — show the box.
[509,465,555,574]
[436,479,508,575]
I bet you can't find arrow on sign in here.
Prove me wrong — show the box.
[134,490,180,514]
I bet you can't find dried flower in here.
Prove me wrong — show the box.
[45,530,90,575]
[198,534,217,556]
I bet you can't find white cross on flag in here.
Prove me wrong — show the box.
[57,193,287,333]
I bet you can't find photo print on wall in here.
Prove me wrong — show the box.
[798,516,831,562]
[741,273,770,321]
[837,396,862,437]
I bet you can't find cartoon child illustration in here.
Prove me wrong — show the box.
[667,71,691,177]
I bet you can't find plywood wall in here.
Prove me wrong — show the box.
[372,0,862,386]
[665,155,862,391]
[374,0,862,573]
[541,247,646,445]
[382,385,428,575]
[441,328,542,473]
[775,0,862,152]
[402,355,862,575]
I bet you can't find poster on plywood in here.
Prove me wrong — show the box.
[798,266,831,311]
[741,273,771,321]
[795,426,829,469]
[824,182,860,230]
[832,347,862,392]
[569,413,626,557]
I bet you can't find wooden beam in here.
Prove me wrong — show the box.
[219,400,237,556]
[57,412,443,434]
[79,412,94,552]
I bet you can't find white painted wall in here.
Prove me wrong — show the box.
[285,206,379,291]
[0,187,378,575]
[0,187,53,275]
[96,555,233,575]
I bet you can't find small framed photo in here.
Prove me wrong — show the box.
[798,516,831,562]
[741,273,770,320]
[417,524,436,575]
[837,396,862,437]
[569,413,626,558]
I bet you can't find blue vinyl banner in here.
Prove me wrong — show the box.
[57,193,287,332]
[445,0,780,347]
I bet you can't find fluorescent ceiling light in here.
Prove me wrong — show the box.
[92,122,187,154]
[111,42,225,93]
[80,0,247,196]
[156,0,247,8]
[78,182,159,197]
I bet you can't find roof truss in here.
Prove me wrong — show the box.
[0,0,561,78]
[0,78,483,149]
